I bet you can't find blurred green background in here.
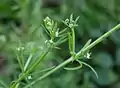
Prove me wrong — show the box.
[0,0,120,88]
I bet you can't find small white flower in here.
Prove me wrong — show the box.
[16,47,20,51]
[16,47,24,51]
[44,17,52,26]
[49,39,53,43]
[47,21,52,26]
[55,31,59,37]
[28,75,32,80]
[44,17,50,22]
[84,52,91,59]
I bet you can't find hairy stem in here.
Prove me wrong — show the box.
[24,24,120,88]
[76,24,120,58]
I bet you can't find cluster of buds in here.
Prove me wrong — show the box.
[43,17,59,39]
[63,14,79,29]
[45,39,54,48]
[84,52,91,59]
[44,17,53,30]
[16,46,24,52]
[43,17,68,48]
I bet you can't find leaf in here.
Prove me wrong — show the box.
[55,38,68,46]
[76,39,92,59]
[55,34,68,45]
[75,16,80,23]
[59,28,68,35]
[64,62,82,70]
[81,39,92,51]
[15,51,24,72]
[70,14,73,22]
[58,33,68,37]
[24,54,33,72]
[52,22,58,33]
[32,66,55,75]
[41,24,50,37]
[77,60,98,79]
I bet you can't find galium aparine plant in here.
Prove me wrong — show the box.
[3,15,120,88]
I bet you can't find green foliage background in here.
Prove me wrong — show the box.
[0,0,120,88]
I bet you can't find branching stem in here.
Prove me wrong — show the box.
[24,24,120,88]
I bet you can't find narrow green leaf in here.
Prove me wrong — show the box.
[81,39,92,50]
[24,54,33,72]
[56,34,67,43]
[70,14,73,22]
[75,16,80,23]
[32,66,55,75]
[77,60,98,79]
[26,50,49,74]
[64,64,82,70]
[76,39,92,59]
[53,22,57,32]
[15,83,19,88]
[59,28,67,35]
[55,38,68,46]
[77,39,92,58]
[16,52,24,72]
[41,24,50,36]
[58,33,68,37]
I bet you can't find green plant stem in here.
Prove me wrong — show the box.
[76,24,120,58]
[24,24,120,88]
[71,28,75,53]
[24,57,73,88]
[10,50,49,88]
[16,53,24,72]
[24,54,32,71]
